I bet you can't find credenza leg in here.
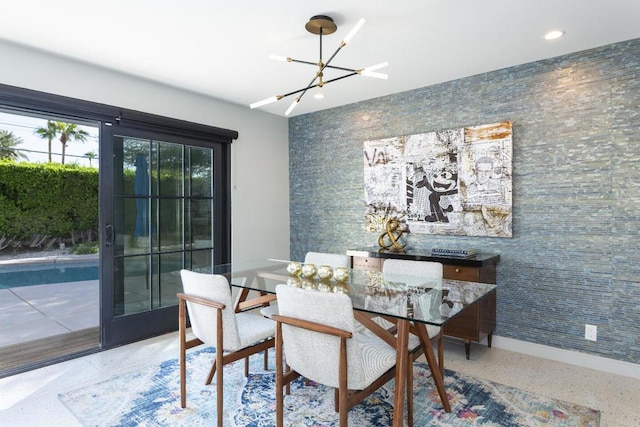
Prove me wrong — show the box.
[488,332,493,348]
[465,340,471,360]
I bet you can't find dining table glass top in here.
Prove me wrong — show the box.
[206,258,496,327]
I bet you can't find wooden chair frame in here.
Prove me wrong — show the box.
[273,313,403,427]
[354,312,448,422]
[177,292,275,427]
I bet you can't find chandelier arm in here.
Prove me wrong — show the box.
[319,17,365,71]
[278,71,359,102]
[321,71,359,85]
[288,58,357,73]
[289,58,321,67]
[320,41,347,71]
[280,82,322,99]
[324,64,358,72]
[296,72,323,104]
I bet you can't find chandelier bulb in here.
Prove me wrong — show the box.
[343,18,365,44]
[284,99,299,116]
[269,55,290,62]
[360,70,388,79]
[250,96,280,109]
[364,62,389,72]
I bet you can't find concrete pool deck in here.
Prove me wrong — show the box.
[0,253,98,267]
[0,254,99,348]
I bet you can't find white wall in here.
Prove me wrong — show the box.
[0,40,290,262]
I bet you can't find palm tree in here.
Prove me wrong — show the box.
[0,130,28,161]
[57,122,89,165]
[85,151,97,167]
[34,120,59,162]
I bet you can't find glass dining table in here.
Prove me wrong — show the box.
[207,258,496,426]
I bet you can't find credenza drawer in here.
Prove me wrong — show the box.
[443,265,479,282]
[351,256,382,271]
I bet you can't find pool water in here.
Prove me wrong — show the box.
[0,263,99,288]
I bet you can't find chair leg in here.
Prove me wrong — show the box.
[216,356,224,427]
[205,359,217,385]
[438,332,444,377]
[245,356,249,377]
[339,387,348,427]
[276,323,284,427]
[179,300,187,408]
[216,310,224,427]
[407,355,414,427]
[285,363,291,395]
[264,348,269,370]
[338,337,348,427]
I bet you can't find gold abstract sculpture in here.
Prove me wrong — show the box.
[287,261,302,276]
[378,218,406,251]
[301,263,317,278]
[333,267,349,282]
[317,265,333,280]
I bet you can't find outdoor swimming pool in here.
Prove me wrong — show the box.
[0,262,99,288]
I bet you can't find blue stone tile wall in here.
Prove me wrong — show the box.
[289,39,640,364]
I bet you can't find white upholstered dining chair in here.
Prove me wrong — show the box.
[304,251,350,269]
[272,284,406,427]
[178,269,276,427]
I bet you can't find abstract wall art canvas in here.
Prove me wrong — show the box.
[364,121,512,238]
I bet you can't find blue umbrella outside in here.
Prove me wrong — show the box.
[134,154,149,237]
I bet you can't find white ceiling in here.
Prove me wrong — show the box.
[1,0,639,117]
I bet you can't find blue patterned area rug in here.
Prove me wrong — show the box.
[59,347,600,426]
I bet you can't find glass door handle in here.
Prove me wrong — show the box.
[105,224,115,247]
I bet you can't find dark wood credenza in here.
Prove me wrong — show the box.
[346,248,499,359]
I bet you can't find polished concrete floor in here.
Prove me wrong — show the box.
[0,332,638,426]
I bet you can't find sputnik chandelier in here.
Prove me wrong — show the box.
[250,15,388,116]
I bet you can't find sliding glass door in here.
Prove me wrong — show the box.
[100,123,230,348]
[0,83,236,354]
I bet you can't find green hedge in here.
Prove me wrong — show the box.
[0,161,98,240]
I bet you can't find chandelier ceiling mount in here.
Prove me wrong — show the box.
[304,14,337,35]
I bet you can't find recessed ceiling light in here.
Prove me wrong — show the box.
[314,93,325,100]
[544,30,565,40]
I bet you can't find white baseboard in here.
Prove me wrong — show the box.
[491,335,640,380]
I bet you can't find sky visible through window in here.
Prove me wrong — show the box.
[0,111,99,168]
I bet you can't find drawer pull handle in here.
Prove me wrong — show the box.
[455,268,460,273]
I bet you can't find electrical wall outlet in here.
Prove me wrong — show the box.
[585,324,597,341]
